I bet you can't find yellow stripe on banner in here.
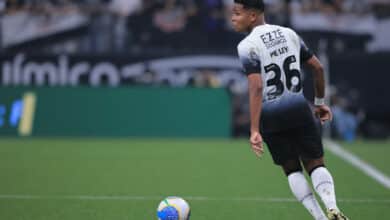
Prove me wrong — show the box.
[19,92,37,136]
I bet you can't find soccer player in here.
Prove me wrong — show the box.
[231,1,349,220]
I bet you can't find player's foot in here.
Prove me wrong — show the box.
[327,209,349,220]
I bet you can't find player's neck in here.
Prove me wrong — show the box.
[248,16,266,32]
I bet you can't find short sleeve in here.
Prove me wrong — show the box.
[237,41,261,75]
[300,38,314,62]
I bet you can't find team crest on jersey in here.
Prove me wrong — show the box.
[249,48,260,66]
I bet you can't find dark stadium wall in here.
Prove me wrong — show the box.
[329,53,389,122]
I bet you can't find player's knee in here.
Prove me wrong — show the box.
[281,160,303,176]
[302,158,325,175]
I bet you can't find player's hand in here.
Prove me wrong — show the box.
[250,131,264,158]
[314,105,333,125]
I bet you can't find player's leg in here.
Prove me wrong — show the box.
[263,132,326,220]
[298,120,349,220]
[303,158,337,210]
[303,158,349,220]
[281,160,327,220]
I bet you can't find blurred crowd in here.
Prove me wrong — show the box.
[3,0,390,53]
[6,0,389,17]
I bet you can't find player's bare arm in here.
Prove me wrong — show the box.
[248,73,264,157]
[305,56,333,124]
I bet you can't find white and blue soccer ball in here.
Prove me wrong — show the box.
[157,196,191,220]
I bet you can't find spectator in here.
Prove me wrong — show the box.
[195,0,225,47]
[153,0,187,34]
[330,85,365,142]
[264,0,292,26]
[331,95,359,142]
[109,0,141,17]
[151,0,187,48]
[321,0,344,14]
[109,0,142,52]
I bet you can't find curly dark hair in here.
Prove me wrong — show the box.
[234,0,265,11]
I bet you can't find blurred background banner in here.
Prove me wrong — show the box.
[0,53,243,87]
[0,87,231,137]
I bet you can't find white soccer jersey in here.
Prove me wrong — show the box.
[237,24,315,132]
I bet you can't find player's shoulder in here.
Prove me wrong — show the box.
[237,26,266,51]
[276,25,301,46]
[278,25,299,39]
[237,35,256,52]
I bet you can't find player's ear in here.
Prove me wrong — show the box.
[249,10,258,22]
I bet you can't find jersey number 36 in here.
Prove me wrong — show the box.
[264,55,302,100]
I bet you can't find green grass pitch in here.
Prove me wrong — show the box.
[0,138,389,220]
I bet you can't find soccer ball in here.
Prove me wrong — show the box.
[157,196,191,220]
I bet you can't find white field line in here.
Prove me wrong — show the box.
[0,141,388,204]
[325,140,390,190]
[0,194,389,204]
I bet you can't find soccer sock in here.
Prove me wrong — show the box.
[310,166,339,211]
[288,172,327,220]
